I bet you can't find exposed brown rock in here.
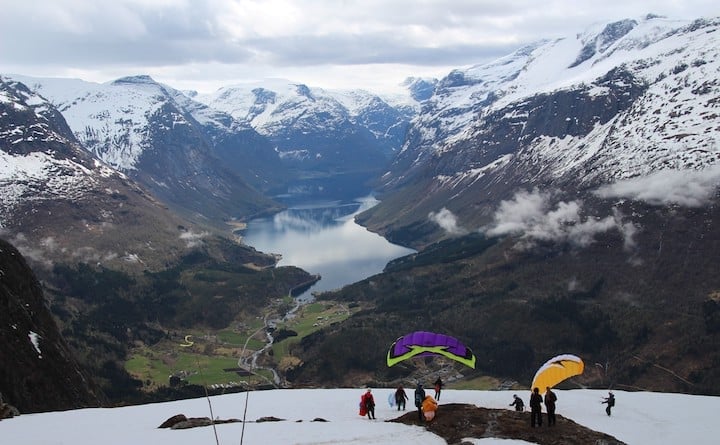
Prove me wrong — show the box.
[158,414,188,428]
[388,403,627,445]
[159,413,242,430]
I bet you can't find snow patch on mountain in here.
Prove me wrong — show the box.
[1,80,122,226]
[8,75,160,171]
[435,154,513,191]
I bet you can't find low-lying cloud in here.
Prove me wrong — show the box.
[429,207,468,236]
[484,189,635,249]
[180,230,209,248]
[594,165,720,207]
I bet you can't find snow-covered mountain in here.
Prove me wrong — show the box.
[196,80,416,192]
[0,77,207,271]
[7,74,284,223]
[361,15,720,240]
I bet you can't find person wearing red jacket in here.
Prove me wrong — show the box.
[361,388,376,419]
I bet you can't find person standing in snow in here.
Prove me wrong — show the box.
[434,377,443,400]
[510,394,524,411]
[414,383,426,421]
[529,387,543,427]
[395,385,408,411]
[544,387,557,426]
[602,392,615,416]
[362,388,376,419]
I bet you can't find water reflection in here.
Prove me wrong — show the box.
[241,196,415,300]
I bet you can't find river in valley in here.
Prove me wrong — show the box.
[240,195,415,301]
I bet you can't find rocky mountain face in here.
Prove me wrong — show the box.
[8,75,284,225]
[0,77,206,272]
[10,74,420,211]
[359,16,720,247]
[0,237,105,414]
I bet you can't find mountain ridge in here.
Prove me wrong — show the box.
[358,15,720,247]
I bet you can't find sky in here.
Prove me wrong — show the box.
[1,1,718,95]
[1,388,719,444]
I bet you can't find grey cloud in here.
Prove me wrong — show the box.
[243,33,516,67]
[2,0,716,91]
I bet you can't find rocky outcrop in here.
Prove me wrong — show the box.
[0,393,20,420]
[390,403,627,445]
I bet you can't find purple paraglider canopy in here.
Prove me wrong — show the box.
[386,331,476,368]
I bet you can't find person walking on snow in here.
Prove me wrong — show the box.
[414,383,426,422]
[434,377,443,400]
[362,388,376,419]
[510,394,524,411]
[602,392,615,416]
[395,385,408,411]
[529,387,543,427]
[544,387,557,426]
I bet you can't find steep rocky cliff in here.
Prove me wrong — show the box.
[0,238,106,414]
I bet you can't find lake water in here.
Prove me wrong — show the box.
[241,196,415,301]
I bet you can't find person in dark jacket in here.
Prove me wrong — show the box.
[544,387,557,426]
[529,387,543,427]
[434,377,443,400]
[602,392,615,416]
[510,394,524,411]
[414,383,426,421]
[362,388,376,419]
[395,385,408,411]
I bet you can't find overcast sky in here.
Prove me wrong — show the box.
[1,0,717,94]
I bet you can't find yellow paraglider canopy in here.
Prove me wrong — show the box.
[531,354,584,393]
